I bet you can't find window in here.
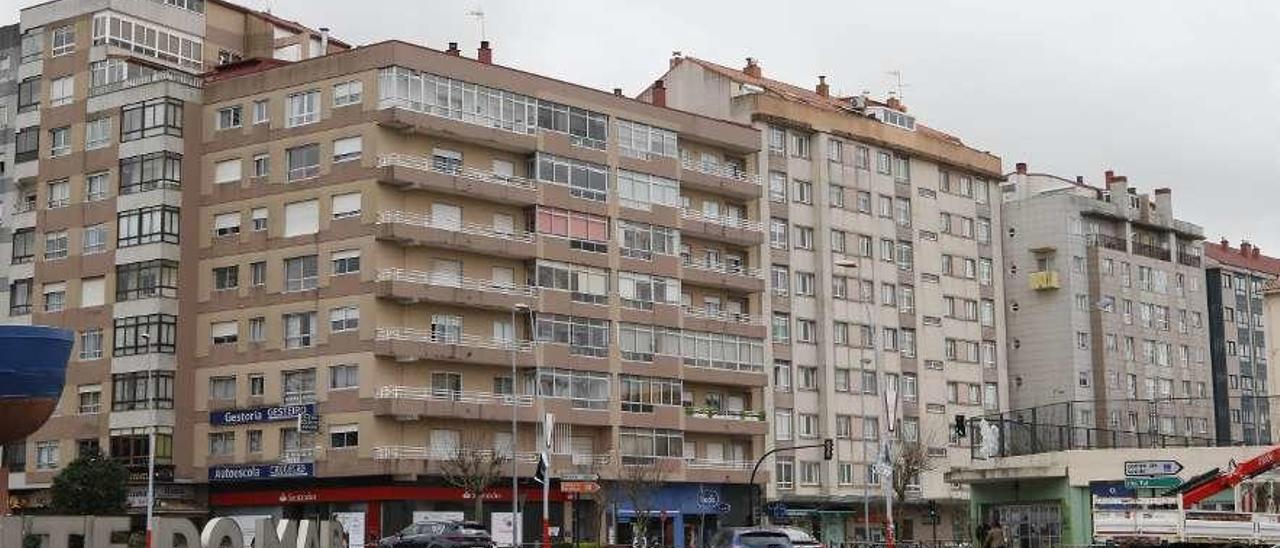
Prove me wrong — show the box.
[534,313,610,357]
[78,385,102,414]
[9,278,32,316]
[617,169,680,210]
[534,153,609,202]
[215,159,241,184]
[217,106,242,130]
[796,319,816,343]
[110,370,175,410]
[286,144,320,181]
[532,260,609,304]
[213,212,240,237]
[287,90,320,127]
[211,321,238,345]
[772,313,791,342]
[329,306,359,332]
[331,250,360,276]
[91,12,204,69]
[248,317,265,342]
[328,364,358,390]
[617,119,677,159]
[530,368,611,410]
[78,277,104,309]
[618,271,680,310]
[333,136,362,163]
[776,457,795,489]
[119,151,182,195]
[790,133,811,158]
[49,126,70,157]
[333,80,363,106]
[113,314,177,356]
[282,199,320,237]
[213,265,239,291]
[331,192,361,219]
[253,99,269,124]
[775,409,793,441]
[17,78,39,114]
[794,225,814,249]
[79,330,103,361]
[283,312,317,348]
[795,272,815,296]
[120,98,183,141]
[329,424,359,449]
[52,25,75,56]
[619,375,681,412]
[619,427,683,463]
[36,441,59,470]
[794,180,813,204]
[208,432,235,456]
[50,76,74,107]
[115,260,178,301]
[85,172,108,202]
[774,361,792,392]
[768,127,786,155]
[536,207,610,253]
[44,230,68,260]
[209,376,236,400]
[284,255,319,292]
[770,218,788,249]
[47,179,70,209]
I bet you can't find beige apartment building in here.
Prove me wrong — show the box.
[1,0,344,518]
[647,56,1008,543]
[187,41,767,545]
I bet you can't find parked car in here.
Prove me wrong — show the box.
[378,521,494,548]
[708,527,794,548]
[776,527,823,548]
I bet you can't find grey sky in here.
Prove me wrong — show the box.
[5,0,1279,249]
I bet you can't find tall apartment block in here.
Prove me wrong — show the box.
[648,56,1007,544]
[0,24,21,320]
[189,41,769,545]
[0,0,343,516]
[1203,239,1279,445]
[1001,164,1212,443]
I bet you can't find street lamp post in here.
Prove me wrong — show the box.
[511,303,531,547]
[140,331,155,548]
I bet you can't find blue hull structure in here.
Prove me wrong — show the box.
[0,325,74,444]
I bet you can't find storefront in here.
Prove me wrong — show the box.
[609,483,750,548]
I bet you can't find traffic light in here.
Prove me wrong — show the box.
[954,414,967,438]
[927,500,939,523]
[822,438,834,460]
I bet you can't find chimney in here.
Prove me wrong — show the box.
[651,80,666,108]
[1254,246,1261,259]
[613,88,623,97]
[886,94,907,112]
[670,51,683,69]
[743,57,761,78]
[446,42,460,56]
[1221,237,1230,248]
[816,76,829,98]
[1015,162,1027,174]
[1076,176,1084,184]
[1241,240,1252,256]
[1153,187,1172,220]
[319,28,329,54]
[477,40,493,64]
[1104,170,1115,183]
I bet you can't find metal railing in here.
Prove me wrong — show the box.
[679,208,765,232]
[683,406,767,422]
[377,210,536,242]
[680,158,761,185]
[376,385,534,406]
[375,327,534,352]
[377,153,538,190]
[682,305,762,325]
[1177,252,1202,267]
[1131,241,1171,262]
[280,447,319,463]
[88,70,202,97]
[682,258,762,279]
[376,268,539,297]
[1086,233,1127,251]
[569,453,612,466]
[685,458,752,470]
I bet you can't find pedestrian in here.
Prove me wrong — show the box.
[976,523,989,547]
[983,518,1006,548]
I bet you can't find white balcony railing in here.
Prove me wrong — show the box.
[685,458,753,470]
[378,210,536,243]
[377,385,534,406]
[681,158,761,185]
[373,445,539,462]
[376,268,539,298]
[88,70,202,97]
[570,453,612,466]
[377,153,538,190]
[682,306,762,326]
[682,258,762,279]
[375,327,534,352]
[679,208,764,233]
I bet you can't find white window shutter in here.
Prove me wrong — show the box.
[214,212,240,230]
[215,159,241,183]
[331,193,361,217]
[211,321,238,338]
[80,278,104,307]
[284,200,319,237]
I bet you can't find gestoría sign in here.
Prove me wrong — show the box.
[209,403,316,426]
[209,463,315,482]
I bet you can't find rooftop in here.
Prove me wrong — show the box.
[1205,239,1280,276]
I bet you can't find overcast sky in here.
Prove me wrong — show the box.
[6,0,1279,249]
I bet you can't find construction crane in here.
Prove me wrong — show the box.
[1171,445,1280,507]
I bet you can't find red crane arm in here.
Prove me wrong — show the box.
[1182,446,1280,508]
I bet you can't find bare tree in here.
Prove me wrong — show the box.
[887,429,941,536]
[440,433,512,522]
[610,458,675,546]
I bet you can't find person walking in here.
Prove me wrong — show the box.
[983,518,1007,548]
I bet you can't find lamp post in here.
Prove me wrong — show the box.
[139,331,156,548]
[511,303,531,547]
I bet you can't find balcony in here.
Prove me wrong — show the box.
[679,209,765,246]
[681,259,765,293]
[377,154,539,206]
[682,306,762,326]
[375,268,538,311]
[374,100,538,153]
[679,159,762,200]
[1028,270,1061,291]
[683,406,769,435]
[374,327,535,366]
[1131,241,1171,262]
[1177,252,1202,268]
[681,306,766,338]
[684,457,754,483]
[88,70,202,98]
[1087,233,1128,252]
[376,210,537,259]
[374,385,534,421]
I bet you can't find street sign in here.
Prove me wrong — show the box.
[561,473,598,482]
[1125,476,1181,489]
[296,413,319,434]
[1125,460,1183,477]
[560,481,600,494]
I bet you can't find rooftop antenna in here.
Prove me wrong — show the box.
[885,70,909,101]
[467,8,487,42]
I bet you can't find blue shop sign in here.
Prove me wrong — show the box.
[210,404,316,426]
[209,463,315,482]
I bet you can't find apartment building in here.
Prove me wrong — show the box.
[189,41,766,545]
[1203,239,1279,445]
[0,24,21,322]
[647,56,1007,544]
[0,0,343,516]
[1001,164,1211,444]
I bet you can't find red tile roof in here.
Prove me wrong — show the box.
[676,56,965,147]
[1205,240,1280,276]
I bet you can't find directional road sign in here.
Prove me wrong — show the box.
[560,481,600,494]
[1124,476,1181,489]
[1125,460,1183,477]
